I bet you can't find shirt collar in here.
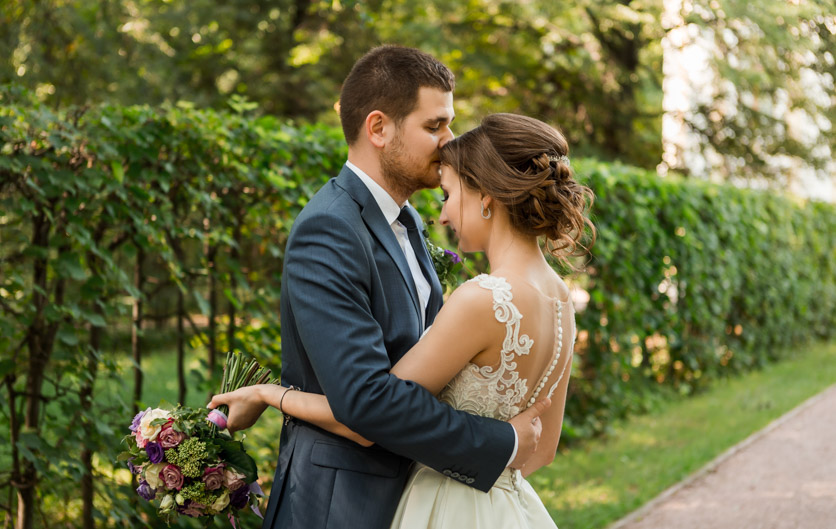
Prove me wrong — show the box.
[346,160,406,225]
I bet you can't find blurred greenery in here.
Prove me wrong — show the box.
[2,0,832,180]
[673,0,835,183]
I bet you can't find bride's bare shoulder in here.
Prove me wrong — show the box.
[445,277,495,308]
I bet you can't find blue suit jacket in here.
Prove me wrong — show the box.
[261,166,515,529]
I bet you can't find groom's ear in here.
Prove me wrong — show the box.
[365,110,390,149]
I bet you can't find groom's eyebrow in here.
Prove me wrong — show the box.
[425,115,455,126]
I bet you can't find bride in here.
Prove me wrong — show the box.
[210,113,594,528]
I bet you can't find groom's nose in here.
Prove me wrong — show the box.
[438,125,455,147]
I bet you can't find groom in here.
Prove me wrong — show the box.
[262,46,548,529]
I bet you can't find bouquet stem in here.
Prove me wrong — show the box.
[211,351,278,435]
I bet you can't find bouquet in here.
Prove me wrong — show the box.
[119,352,277,526]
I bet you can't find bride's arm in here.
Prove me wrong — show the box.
[208,383,374,446]
[260,385,374,447]
[279,283,497,437]
[210,283,497,445]
[390,282,499,393]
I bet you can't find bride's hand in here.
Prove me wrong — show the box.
[508,398,551,470]
[207,385,274,433]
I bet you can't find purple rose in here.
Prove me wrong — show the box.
[158,424,186,449]
[444,249,461,264]
[130,408,149,432]
[161,464,184,491]
[136,479,155,501]
[229,486,250,510]
[145,441,164,464]
[202,466,224,491]
[127,458,141,475]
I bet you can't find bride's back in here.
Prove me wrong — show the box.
[438,273,575,422]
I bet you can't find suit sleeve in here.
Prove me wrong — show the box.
[283,211,515,492]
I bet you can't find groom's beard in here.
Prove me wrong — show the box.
[380,133,440,199]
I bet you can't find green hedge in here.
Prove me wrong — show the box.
[565,159,836,439]
[1,90,834,526]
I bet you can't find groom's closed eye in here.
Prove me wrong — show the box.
[424,116,455,133]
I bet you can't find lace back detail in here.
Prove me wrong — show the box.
[437,274,576,421]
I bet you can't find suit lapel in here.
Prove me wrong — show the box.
[334,167,423,324]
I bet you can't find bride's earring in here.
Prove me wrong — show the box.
[480,202,492,220]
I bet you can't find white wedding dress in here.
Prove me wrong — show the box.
[390,274,575,529]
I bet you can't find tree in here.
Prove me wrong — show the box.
[661,0,835,188]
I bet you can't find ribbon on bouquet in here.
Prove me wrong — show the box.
[207,409,228,430]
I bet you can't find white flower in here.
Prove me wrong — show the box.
[159,494,176,513]
[144,463,167,489]
[139,408,169,442]
[211,490,230,512]
[223,468,247,491]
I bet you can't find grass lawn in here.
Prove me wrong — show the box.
[531,340,836,529]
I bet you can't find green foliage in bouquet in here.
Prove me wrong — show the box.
[424,232,464,294]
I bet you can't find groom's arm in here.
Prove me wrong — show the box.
[284,211,514,492]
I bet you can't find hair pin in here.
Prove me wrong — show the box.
[547,154,570,166]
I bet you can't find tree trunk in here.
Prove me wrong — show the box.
[16,212,62,529]
[132,244,145,413]
[206,242,218,387]
[80,303,102,529]
[5,375,20,529]
[227,217,242,354]
[177,287,186,405]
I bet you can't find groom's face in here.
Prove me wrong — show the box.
[381,87,455,193]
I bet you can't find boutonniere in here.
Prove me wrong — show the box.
[423,224,463,294]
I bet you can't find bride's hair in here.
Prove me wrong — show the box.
[439,113,595,264]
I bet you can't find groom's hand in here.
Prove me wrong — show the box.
[508,398,551,470]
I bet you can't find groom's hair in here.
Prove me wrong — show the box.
[339,45,455,145]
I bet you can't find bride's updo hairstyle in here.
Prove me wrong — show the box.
[439,113,595,264]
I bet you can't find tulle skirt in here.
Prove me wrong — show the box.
[389,464,558,529]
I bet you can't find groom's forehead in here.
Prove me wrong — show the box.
[410,87,455,121]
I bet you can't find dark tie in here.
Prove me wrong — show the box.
[398,207,433,288]
[397,206,418,232]
[398,207,423,264]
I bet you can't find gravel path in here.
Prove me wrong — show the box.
[608,384,836,529]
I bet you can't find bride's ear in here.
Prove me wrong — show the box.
[365,111,390,149]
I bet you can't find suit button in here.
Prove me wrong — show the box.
[458,475,467,482]
[466,478,475,484]
[442,469,452,476]
[451,472,460,478]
